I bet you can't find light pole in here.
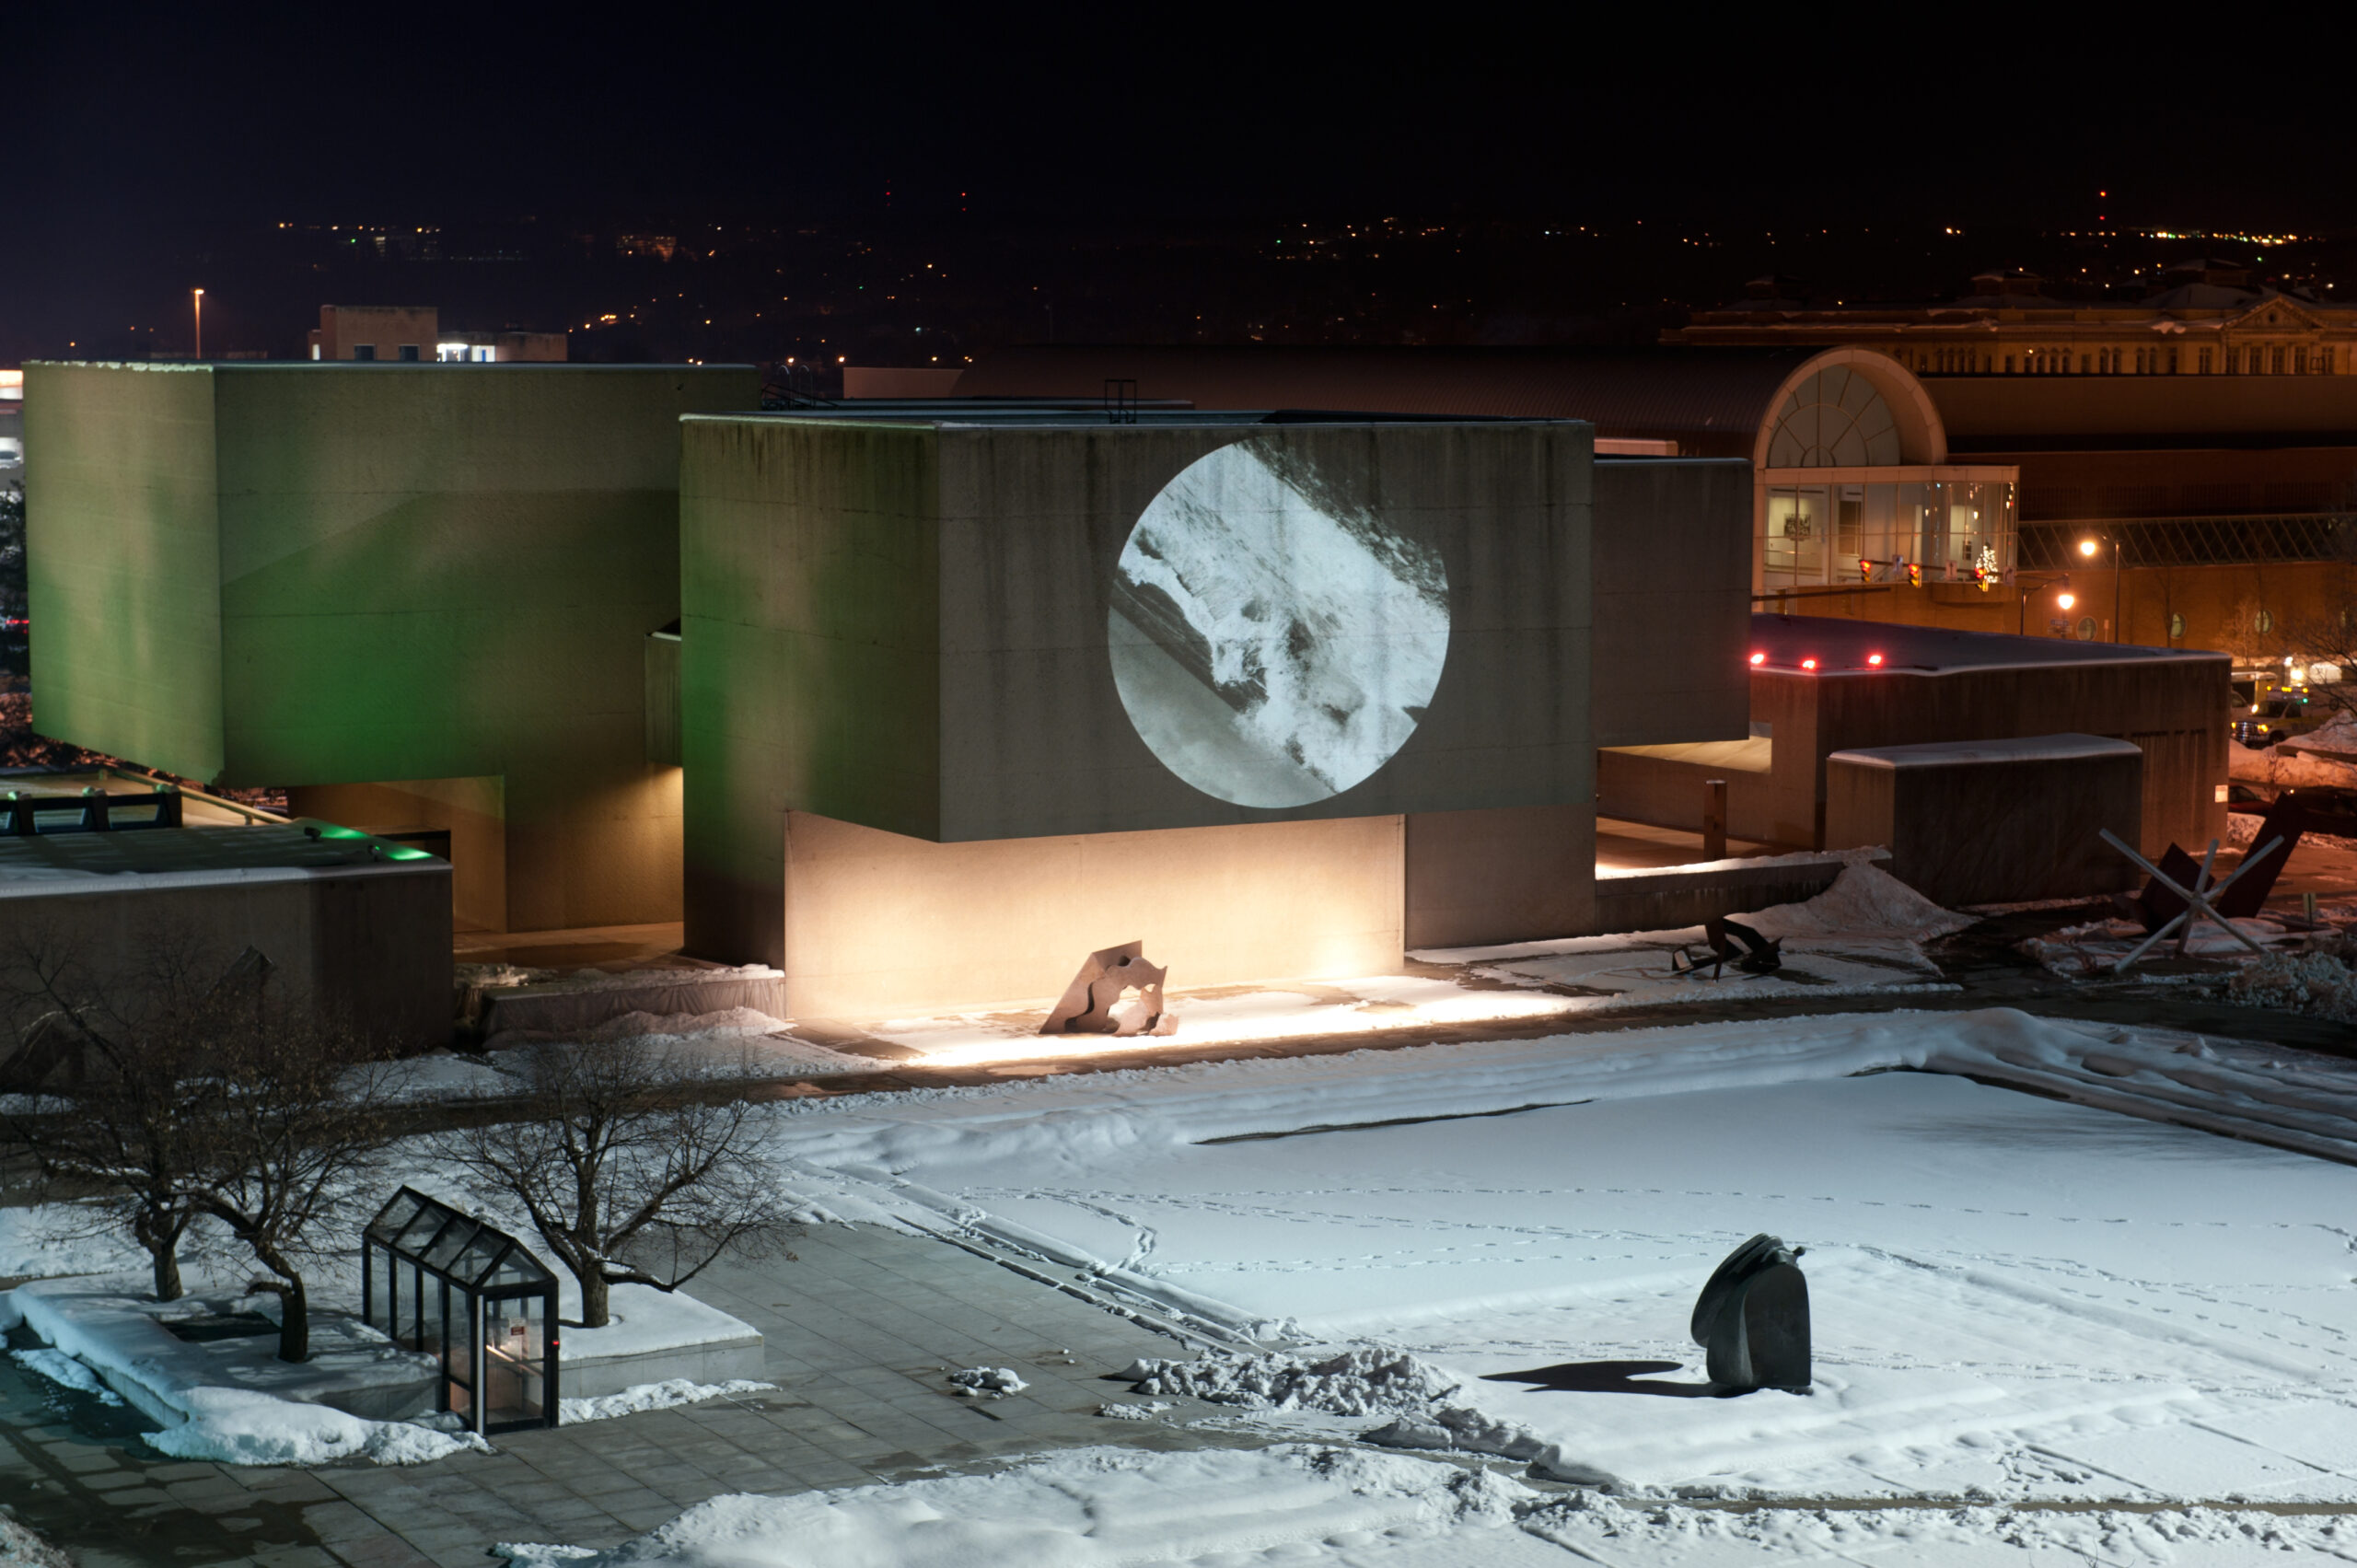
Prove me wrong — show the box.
[192,288,204,360]
[2079,534,2121,642]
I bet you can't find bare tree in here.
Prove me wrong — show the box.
[0,924,238,1302]
[182,1006,408,1364]
[444,1036,792,1328]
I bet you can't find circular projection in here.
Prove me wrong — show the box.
[1108,439,1450,807]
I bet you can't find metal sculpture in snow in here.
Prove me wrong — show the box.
[1691,1234,1811,1391]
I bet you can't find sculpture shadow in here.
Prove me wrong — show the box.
[1480,1359,1737,1400]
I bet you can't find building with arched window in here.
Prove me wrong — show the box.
[952,343,2020,602]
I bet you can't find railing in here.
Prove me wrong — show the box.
[2017,513,2357,570]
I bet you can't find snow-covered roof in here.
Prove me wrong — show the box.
[1828,734,2143,769]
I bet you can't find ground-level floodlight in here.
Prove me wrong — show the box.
[1691,1234,1811,1391]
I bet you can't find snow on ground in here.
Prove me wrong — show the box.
[497,1444,1562,1568]
[756,1006,2357,1504]
[558,1378,774,1424]
[1434,865,1968,1009]
[492,1440,2357,1567]
[855,867,1969,1064]
[0,1202,147,1279]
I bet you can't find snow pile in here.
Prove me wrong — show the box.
[0,1514,68,1568]
[1366,1401,1556,1465]
[584,1005,783,1040]
[559,1378,774,1424]
[2284,710,2357,757]
[1096,1400,1168,1420]
[9,1348,121,1405]
[2224,950,2357,1022]
[496,1443,1538,1568]
[1741,863,1974,944]
[946,1365,1028,1398]
[1522,1493,2357,1562]
[1122,1345,1462,1417]
[145,1386,486,1466]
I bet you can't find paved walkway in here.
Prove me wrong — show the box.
[0,1223,1250,1568]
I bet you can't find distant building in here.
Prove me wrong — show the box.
[308,306,565,363]
[1672,260,2357,379]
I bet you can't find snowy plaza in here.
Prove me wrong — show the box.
[15,975,2357,1563]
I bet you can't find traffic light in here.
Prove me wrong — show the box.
[1858,556,1873,581]
[1906,563,1922,587]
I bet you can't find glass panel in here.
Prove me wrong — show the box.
[366,1191,425,1243]
[392,1202,449,1255]
[452,1231,511,1289]
[1762,486,1828,585]
[445,1289,475,1423]
[423,1215,482,1272]
[482,1295,550,1428]
[1765,369,1902,467]
[366,1244,392,1333]
[1833,484,1864,575]
[485,1247,556,1287]
[419,1274,447,1376]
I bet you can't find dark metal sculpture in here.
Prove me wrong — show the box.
[1669,916,1784,980]
[1041,941,1177,1037]
[1690,1233,1811,1391]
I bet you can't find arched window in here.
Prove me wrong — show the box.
[2076,617,2098,641]
[1766,366,1904,467]
[2168,611,2185,640]
[2257,609,2275,633]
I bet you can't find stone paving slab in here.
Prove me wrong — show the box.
[0,1218,1260,1565]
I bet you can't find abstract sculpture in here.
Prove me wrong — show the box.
[1041,941,1178,1037]
[1669,916,1784,980]
[1690,1234,1811,1391]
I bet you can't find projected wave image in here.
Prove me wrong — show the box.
[1109,439,1450,807]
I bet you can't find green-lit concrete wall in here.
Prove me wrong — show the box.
[27,363,759,932]
[25,365,226,778]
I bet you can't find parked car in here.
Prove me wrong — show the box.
[2276,786,2357,839]
[2232,718,2279,749]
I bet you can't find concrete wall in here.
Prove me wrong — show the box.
[0,855,452,1054]
[1824,740,2142,906]
[1591,459,1753,749]
[1601,656,2226,867]
[286,778,506,933]
[1404,805,1594,949]
[25,365,226,779]
[29,363,759,933]
[681,416,1595,968]
[777,809,1403,1017]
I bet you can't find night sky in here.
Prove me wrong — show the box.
[12,6,2352,366]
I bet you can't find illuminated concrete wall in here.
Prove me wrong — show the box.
[779,811,1403,1016]
[27,362,757,932]
[679,415,1596,974]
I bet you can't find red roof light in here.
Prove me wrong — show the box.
[1867,653,1884,666]
[1801,657,1818,670]
[1748,651,1766,666]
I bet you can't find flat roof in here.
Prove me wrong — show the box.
[1751,613,2226,675]
[701,406,1583,430]
[0,820,443,887]
[1829,734,2143,769]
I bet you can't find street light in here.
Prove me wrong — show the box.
[192,288,205,360]
[2078,533,2122,642]
[2057,591,2076,611]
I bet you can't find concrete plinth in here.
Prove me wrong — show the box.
[1825,734,2143,906]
